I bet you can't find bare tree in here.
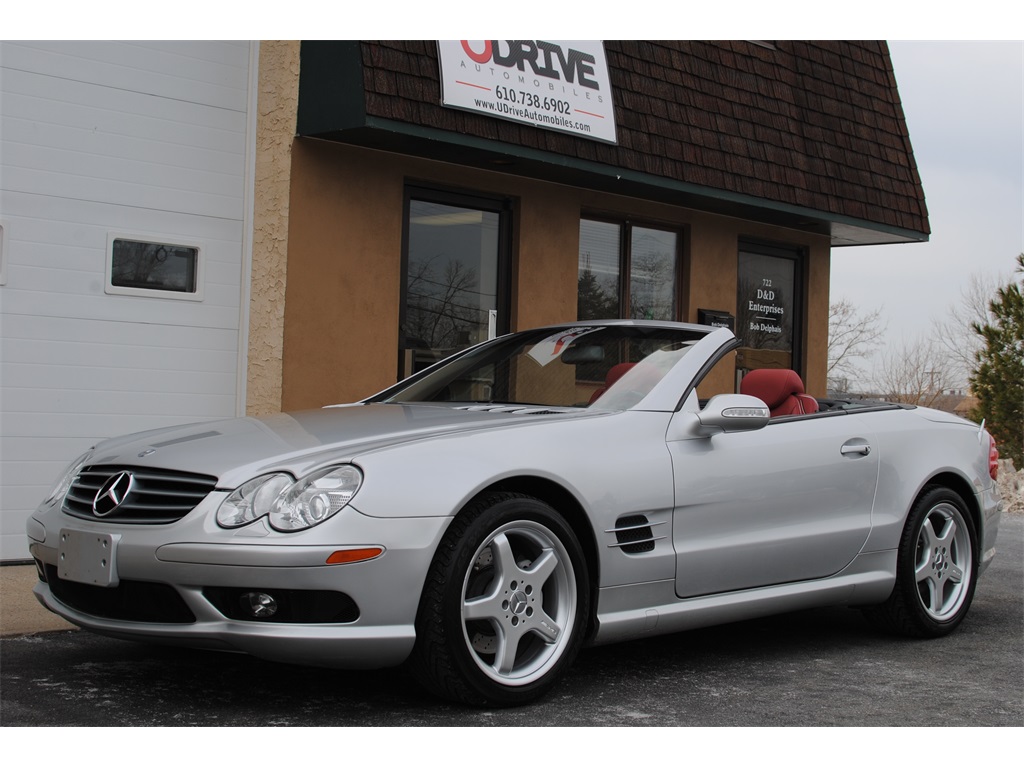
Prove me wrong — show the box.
[872,336,959,408]
[827,299,885,394]
[937,271,1009,388]
[405,254,482,350]
[629,252,673,320]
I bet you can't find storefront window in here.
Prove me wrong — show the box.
[735,242,802,375]
[578,219,680,321]
[400,190,510,378]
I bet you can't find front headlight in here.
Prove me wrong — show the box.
[216,473,292,528]
[268,465,363,532]
[43,452,92,505]
[216,465,363,532]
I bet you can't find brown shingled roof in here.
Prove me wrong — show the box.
[298,40,929,243]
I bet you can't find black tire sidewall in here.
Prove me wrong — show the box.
[896,486,978,636]
[434,494,589,706]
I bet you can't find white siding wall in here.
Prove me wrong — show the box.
[1,41,254,560]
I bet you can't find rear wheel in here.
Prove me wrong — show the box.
[411,493,589,706]
[864,486,978,637]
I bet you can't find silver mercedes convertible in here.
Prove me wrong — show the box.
[27,321,1003,706]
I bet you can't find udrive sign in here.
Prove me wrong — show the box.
[437,40,617,144]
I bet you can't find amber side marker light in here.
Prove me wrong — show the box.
[326,547,384,565]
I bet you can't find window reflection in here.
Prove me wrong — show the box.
[578,219,679,321]
[402,198,503,376]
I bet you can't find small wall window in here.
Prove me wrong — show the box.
[106,234,203,300]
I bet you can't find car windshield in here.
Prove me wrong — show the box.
[371,324,708,409]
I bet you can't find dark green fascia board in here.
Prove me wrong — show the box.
[303,115,929,247]
[297,41,366,136]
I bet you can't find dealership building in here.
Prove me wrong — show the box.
[0,40,928,559]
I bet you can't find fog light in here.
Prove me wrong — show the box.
[241,591,278,619]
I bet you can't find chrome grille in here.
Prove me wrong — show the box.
[63,465,217,524]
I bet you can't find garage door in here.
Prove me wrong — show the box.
[0,41,255,560]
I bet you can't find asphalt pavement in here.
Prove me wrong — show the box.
[1,514,1021,727]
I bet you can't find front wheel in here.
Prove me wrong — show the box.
[411,493,590,706]
[864,486,978,637]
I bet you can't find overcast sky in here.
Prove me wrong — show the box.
[829,40,1024,386]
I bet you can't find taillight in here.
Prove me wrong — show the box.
[988,434,999,481]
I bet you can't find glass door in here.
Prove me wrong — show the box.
[400,189,511,378]
[735,241,803,377]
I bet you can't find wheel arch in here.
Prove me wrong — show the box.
[863,475,981,637]
[917,471,983,546]
[463,476,600,639]
[410,477,598,704]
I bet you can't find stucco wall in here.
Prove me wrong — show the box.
[247,40,300,416]
[282,141,405,410]
[803,242,831,396]
[512,190,579,330]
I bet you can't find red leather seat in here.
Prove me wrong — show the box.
[740,369,818,417]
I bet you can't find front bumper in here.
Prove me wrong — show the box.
[28,496,451,670]
[31,578,417,668]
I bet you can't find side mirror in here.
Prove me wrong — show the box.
[693,394,770,436]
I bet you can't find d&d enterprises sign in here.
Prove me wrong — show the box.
[437,40,617,144]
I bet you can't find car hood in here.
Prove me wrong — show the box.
[86,403,592,486]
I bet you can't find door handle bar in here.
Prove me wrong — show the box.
[840,444,871,456]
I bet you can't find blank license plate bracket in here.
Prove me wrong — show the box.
[58,528,121,587]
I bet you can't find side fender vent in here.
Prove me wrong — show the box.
[607,514,665,554]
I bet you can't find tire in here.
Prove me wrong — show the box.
[411,493,590,706]
[864,486,978,637]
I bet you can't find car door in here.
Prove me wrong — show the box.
[667,412,878,598]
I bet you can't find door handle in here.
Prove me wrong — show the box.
[840,443,871,456]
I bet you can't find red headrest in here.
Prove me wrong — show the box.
[588,363,636,404]
[740,369,816,416]
[605,363,636,388]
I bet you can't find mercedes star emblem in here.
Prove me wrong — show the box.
[93,472,135,517]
